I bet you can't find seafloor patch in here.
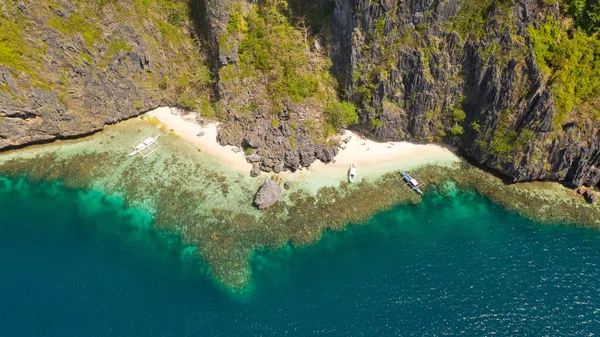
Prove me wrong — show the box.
[0,118,598,289]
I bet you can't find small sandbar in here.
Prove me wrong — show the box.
[146,107,460,192]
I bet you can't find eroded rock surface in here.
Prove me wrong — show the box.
[254,179,281,209]
[1,0,599,189]
[330,0,600,187]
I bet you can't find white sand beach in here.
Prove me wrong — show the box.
[289,131,459,192]
[147,107,252,172]
[146,107,460,191]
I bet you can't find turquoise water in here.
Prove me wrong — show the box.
[0,177,599,336]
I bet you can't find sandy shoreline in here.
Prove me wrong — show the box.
[146,107,460,190]
[147,107,252,172]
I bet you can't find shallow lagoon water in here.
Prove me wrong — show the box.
[1,177,599,336]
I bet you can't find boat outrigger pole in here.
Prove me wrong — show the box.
[129,135,161,158]
[400,171,423,194]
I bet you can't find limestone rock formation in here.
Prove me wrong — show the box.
[250,164,260,177]
[330,0,600,187]
[254,179,281,209]
[0,0,210,149]
[1,0,599,189]
[583,190,597,204]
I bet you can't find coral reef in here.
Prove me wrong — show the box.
[0,119,597,289]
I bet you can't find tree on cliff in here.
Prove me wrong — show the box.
[566,0,600,34]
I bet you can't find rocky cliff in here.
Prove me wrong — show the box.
[1,0,599,188]
[203,0,341,173]
[0,0,211,148]
[330,0,599,187]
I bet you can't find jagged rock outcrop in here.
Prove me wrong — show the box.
[208,0,339,173]
[250,164,260,177]
[331,0,600,187]
[1,0,599,189]
[584,190,597,204]
[0,39,160,148]
[254,179,281,209]
[0,0,208,149]
[202,0,240,67]
[218,103,339,172]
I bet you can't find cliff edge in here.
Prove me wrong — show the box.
[0,0,598,188]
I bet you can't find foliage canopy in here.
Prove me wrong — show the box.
[528,18,600,126]
[324,101,358,130]
[565,0,600,34]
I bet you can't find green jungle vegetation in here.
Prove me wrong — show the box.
[529,0,600,127]
[218,0,356,135]
[564,0,600,34]
[0,0,212,113]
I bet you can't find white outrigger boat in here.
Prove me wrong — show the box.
[349,163,357,182]
[129,135,161,158]
[400,171,423,194]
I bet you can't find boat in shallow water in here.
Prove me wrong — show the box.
[400,171,422,194]
[129,135,161,158]
[349,163,357,183]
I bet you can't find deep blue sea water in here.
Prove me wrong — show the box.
[0,176,599,336]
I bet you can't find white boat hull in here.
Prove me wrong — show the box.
[349,164,357,182]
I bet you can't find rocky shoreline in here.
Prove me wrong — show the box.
[0,118,597,289]
[1,1,598,191]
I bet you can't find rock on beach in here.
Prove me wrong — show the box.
[254,180,281,209]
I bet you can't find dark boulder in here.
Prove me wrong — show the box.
[583,191,597,204]
[247,153,261,163]
[250,164,260,177]
[315,146,338,163]
[244,135,262,148]
[260,162,273,173]
[299,146,316,167]
[284,151,300,171]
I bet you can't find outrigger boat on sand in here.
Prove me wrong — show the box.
[349,163,357,183]
[400,171,423,194]
[129,135,161,158]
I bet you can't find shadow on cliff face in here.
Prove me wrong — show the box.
[285,0,345,95]
[187,0,207,42]
[187,0,220,100]
[287,0,335,38]
[186,0,336,72]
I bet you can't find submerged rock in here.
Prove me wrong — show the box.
[254,180,281,209]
